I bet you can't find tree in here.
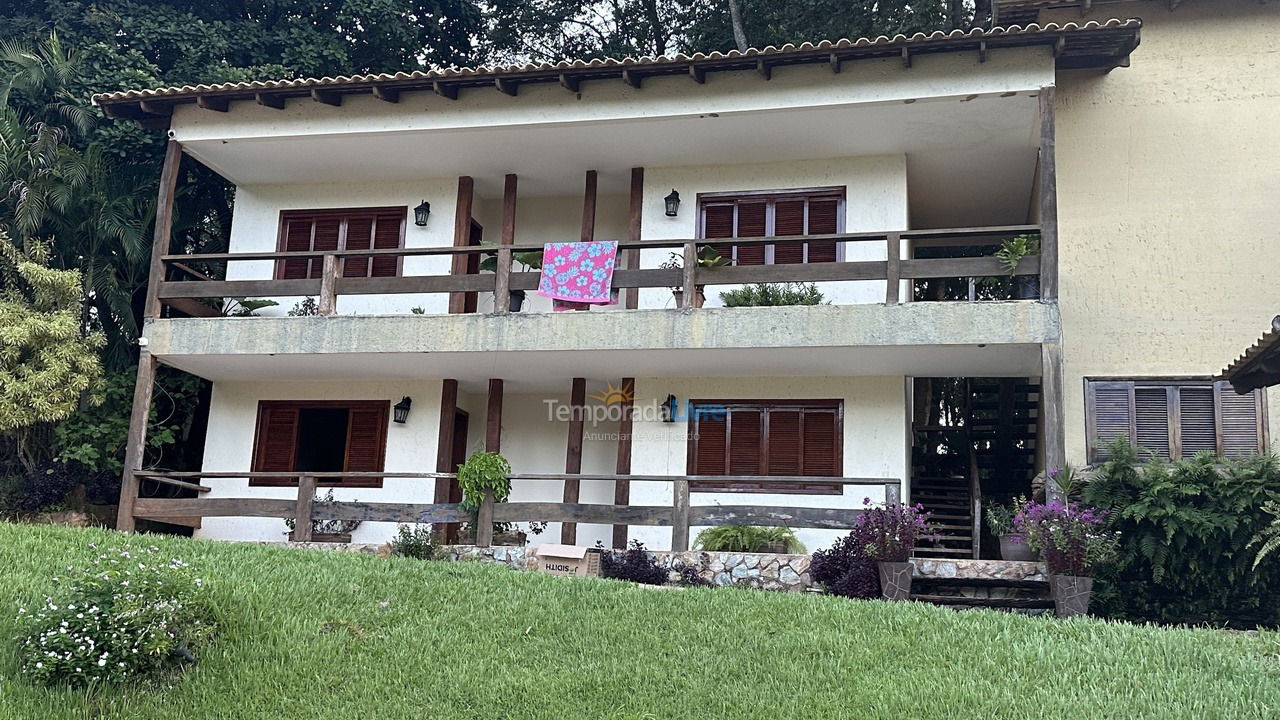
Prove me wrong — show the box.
[0,231,104,471]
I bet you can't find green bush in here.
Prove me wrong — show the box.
[719,283,824,307]
[1083,439,1280,627]
[694,525,805,554]
[390,524,441,560]
[15,544,216,686]
[456,451,511,511]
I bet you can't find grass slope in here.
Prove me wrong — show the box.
[1,524,1278,719]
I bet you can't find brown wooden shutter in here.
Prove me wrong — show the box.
[370,211,403,277]
[727,408,763,476]
[693,412,727,475]
[765,409,802,474]
[1134,387,1171,459]
[735,201,767,265]
[801,409,839,476]
[342,215,375,277]
[772,200,806,265]
[252,403,299,478]
[1216,382,1264,457]
[703,204,736,264]
[689,401,840,494]
[280,217,314,279]
[344,404,388,476]
[806,197,839,263]
[1178,386,1217,456]
[1088,382,1135,460]
[311,216,341,279]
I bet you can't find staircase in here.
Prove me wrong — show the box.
[909,378,1041,559]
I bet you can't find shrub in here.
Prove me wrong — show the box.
[1013,501,1118,576]
[719,282,824,307]
[390,524,440,560]
[983,495,1027,536]
[456,452,511,511]
[810,531,879,599]
[600,540,668,586]
[857,500,935,562]
[1251,501,1280,569]
[1083,439,1280,627]
[694,525,805,554]
[15,544,215,687]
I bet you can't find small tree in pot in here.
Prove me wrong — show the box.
[857,499,936,600]
[1014,500,1119,618]
[985,495,1036,561]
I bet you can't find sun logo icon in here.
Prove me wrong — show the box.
[589,380,634,405]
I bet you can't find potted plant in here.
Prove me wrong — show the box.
[694,525,806,554]
[659,247,728,308]
[479,247,543,312]
[856,499,936,601]
[985,495,1036,561]
[994,234,1040,300]
[1014,500,1119,618]
[285,489,362,542]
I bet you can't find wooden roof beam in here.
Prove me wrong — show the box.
[689,64,706,84]
[311,88,341,106]
[901,47,912,69]
[978,40,988,63]
[433,81,458,100]
[372,85,400,103]
[829,53,842,73]
[137,100,171,116]
[196,95,229,112]
[495,76,517,96]
[255,93,285,110]
[559,72,581,93]
[756,58,772,80]
[622,68,642,89]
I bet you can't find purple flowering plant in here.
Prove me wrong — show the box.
[856,498,938,563]
[1014,500,1119,576]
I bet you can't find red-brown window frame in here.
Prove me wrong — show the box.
[250,400,390,488]
[274,207,407,280]
[696,186,846,265]
[686,399,844,495]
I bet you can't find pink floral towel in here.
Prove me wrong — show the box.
[537,241,618,312]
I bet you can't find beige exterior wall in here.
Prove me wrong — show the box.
[1049,0,1280,461]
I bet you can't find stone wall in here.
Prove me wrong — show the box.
[651,551,814,591]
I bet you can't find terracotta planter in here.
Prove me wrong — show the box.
[1049,574,1094,618]
[877,561,913,601]
[999,534,1038,562]
[672,288,706,308]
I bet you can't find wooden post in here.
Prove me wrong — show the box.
[476,489,495,547]
[624,168,643,309]
[318,253,339,315]
[116,351,158,532]
[292,475,316,542]
[486,379,503,452]
[1041,342,1067,502]
[560,377,587,544]
[434,379,459,538]
[143,139,183,319]
[493,174,517,313]
[671,478,691,551]
[448,176,474,314]
[885,232,901,304]
[612,378,635,548]
[681,240,698,309]
[580,170,597,243]
[1038,86,1058,301]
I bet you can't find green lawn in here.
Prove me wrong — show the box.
[1,524,1278,719]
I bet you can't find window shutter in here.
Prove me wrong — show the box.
[280,218,314,280]
[311,216,341,280]
[370,211,403,277]
[693,413,727,475]
[1134,387,1171,459]
[765,409,802,474]
[727,409,763,476]
[772,200,806,265]
[735,202,767,265]
[252,404,299,475]
[1089,382,1134,459]
[806,197,839,263]
[1178,387,1217,456]
[801,409,839,476]
[1216,382,1263,457]
[344,405,388,474]
[703,204,736,262]
[343,216,375,277]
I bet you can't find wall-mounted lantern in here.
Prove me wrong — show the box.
[661,394,678,423]
[393,396,413,424]
[664,189,681,217]
[413,200,431,226]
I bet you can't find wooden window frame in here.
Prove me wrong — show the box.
[274,206,407,280]
[696,186,846,265]
[686,399,844,495]
[1084,377,1268,462]
[250,399,391,488]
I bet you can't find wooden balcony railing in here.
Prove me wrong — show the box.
[131,471,902,550]
[154,224,1041,316]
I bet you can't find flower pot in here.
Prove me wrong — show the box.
[877,561,913,601]
[1049,574,1093,618]
[999,534,1038,562]
[509,289,525,312]
[672,288,706,308]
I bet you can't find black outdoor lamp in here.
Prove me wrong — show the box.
[393,396,413,424]
[661,394,678,423]
[664,189,681,217]
[413,200,431,226]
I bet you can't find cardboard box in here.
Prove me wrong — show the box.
[531,544,602,577]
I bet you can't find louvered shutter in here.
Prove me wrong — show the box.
[735,202,767,266]
[344,404,388,476]
[1089,382,1134,459]
[1134,387,1171,459]
[727,409,763,476]
[690,402,840,493]
[370,211,402,277]
[280,217,314,279]
[703,204,736,263]
[310,216,341,280]
[1178,386,1217,456]
[252,404,299,478]
[801,409,839,476]
[806,197,839,263]
[765,409,802,474]
[343,215,375,277]
[693,412,727,475]
[772,200,806,265]
[1216,382,1263,457]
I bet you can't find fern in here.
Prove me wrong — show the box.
[1251,502,1280,570]
[694,525,805,554]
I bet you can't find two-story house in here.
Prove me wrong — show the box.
[96,1,1278,555]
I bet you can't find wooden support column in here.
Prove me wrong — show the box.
[1041,343,1067,502]
[624,168,643,309]
[611,378,636,548]
[560,377,587,544]
[1038,86,1059,301]
[318,254,339,315]
[434,379,459,538]
[680,240,698,308]
[116,351,158,532]
[448,176,474,314]
[292,475,317,542]
[144,139,183,319]
[493,174,517,313]
[580,170,597,242]
[486,379,504,452]
[885,232,901,304]
[671,479,691,551]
